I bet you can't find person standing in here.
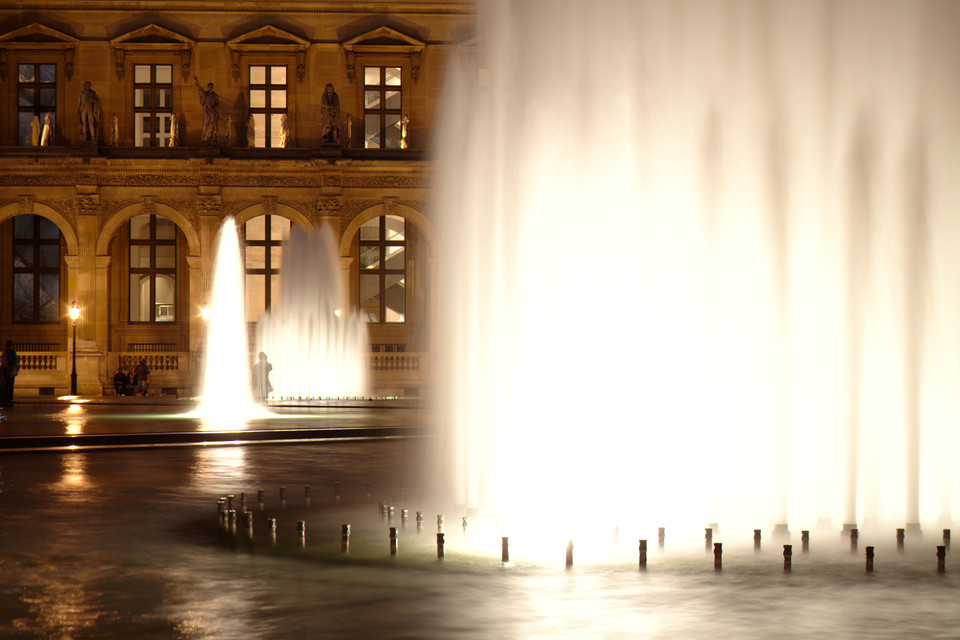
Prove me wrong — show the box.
[1,340,19,406]
[135,359,151,397]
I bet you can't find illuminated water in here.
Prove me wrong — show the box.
[434,0,960,543]
[255,224,369,400]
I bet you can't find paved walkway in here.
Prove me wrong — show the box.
[0,396,430,452]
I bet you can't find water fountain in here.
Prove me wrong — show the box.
[255,224,369,400]
[434,0,960,547]
[200,219,369,413]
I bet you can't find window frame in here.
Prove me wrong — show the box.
[358,215,407,324]
[11,214,62,324]
[242,214,289,322]
[362,64,404,149]
[16,62,58,146]
[128,214,178,323]
[247,62,289,148]
[132,62,175,148]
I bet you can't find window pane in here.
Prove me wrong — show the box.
[130,214,151,240]
[39,64,56,83]
[39,273,59,322]
[250,89,266,108]
[14,244,34,268]
[365,90,381,109]
[254,113,266,147]
[39,87,56,107]
[270,274,281,310]
[134,65,151,83]
[364,67,381,85]
[155,245,176,269]
[155,216,176,239]
[360,219,379,240]
[135,88,149,108]
[19,113,35,145]
[270,113,285,148]
[38,216,59,238]
[270,216,290,240]
[364,114,381,148]
[270,246,283,270]
[384,274,405,322]
[385,90,401,110]
[18,64,35,83]
[18,88,35,107]
[13,274,35,322]
[384,245,405,271]
[39,245,60,268]
[359,274,380,323]
[246,216,266,240]
[130,274,147,321]
[271,66,286,84]
[156,113,172,147]
[246,273,265,322]
[270,90,286,109]
[130,245,150,269]
[246,246,265,269]
[135,113,151,146]
[250,66,266,84]
[155,65,172,83]
[157,88,171,108]
[385,114,402,148]
[155,275,175,321]
[14,215,32,238]
[385,215,405,241]
[360,245,379,269]
[385,67,402,86]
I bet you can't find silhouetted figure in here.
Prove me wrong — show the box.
[320,83,340,145]
[134,359,151,397]
[252,351,273,403]
[113,367,131,396]
[1,339,19,406]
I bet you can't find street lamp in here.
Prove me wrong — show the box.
[69,301,80,395]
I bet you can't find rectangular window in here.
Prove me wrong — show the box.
[128,214,177,322]
[364,66,403,149]
[243,215,289,322]
[358,215,406,323]
[12,214,61,322]
[134,64,173,147]
[18,63,57,146]
[249,65,288,148]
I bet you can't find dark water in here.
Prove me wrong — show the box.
[0,437,957,638]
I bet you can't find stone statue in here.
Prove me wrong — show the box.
[320,83,340,145]
[30,115,40,146]
[168,113,178,147]
[400,114,410,149]
[246,114,256,147]
[77,81,103,144]
[110,113,119,146]
[278,113,289,148]
[194,76,220,144]
[40,113,53,146]
[224,114,233,147]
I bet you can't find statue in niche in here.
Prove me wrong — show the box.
[320,83,340,145]
[400,114,410,149]
[40,113,53,146]
[110,113,119,146]
[77,81,103,144]
[246,115,256,147]
[30,115,40,146]
[278,114,290,148]
[194,76,220,144]
[224,114,233,147]
[168,113,177,147]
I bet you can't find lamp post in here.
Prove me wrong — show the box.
[69,301,80,395]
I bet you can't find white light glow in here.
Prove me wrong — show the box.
[434,0,960,549]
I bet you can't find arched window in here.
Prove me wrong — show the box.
[128,214,176,322]
[12,214,61,323]
[359,214,405,323]
[243,214,289,322]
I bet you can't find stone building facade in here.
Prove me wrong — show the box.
[0,1,474,397]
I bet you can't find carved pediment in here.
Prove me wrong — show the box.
[109,24,195,79]
[226,25,310,81]
[0,23,79,79]
[342,26,425,81]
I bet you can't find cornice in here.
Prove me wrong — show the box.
[0,2,475,15]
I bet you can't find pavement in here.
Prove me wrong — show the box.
[0,395,431,452]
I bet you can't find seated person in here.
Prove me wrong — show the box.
[113,368,130,396]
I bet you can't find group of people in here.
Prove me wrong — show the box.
[0,340,18,407]
[113,359,151,397]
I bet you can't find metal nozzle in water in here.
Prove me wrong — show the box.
[865,546,875,572]
[297,521,306,548]
[944,529,951,551]
[341,524,350,553]
[850,528,859,553]
[705,528,713,553]
[502,536,509,563]
[783,545,792,572]
[896,528,905,552]
[565,540,574,568]
[754,529,761,552]
[658,527,665,551]
[713,542,722,571]
[937,545,946,574]
[638,539,647,570]
[801,530,809,553]
[268,518,277,545]
[437,532,445,559]
[437,514,444,533]
[389,527,398,556]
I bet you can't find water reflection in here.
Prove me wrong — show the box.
[61,403,87,435]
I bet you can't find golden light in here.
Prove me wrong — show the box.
[68,301,80,321]
[200,304,211,321]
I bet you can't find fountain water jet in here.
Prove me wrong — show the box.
[434,0,960,548]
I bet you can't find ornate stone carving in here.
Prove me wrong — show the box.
[383,196,399,216]
[77,194,101,213]
[342,172,427,189]
[18,195,34,215]
[197,195,222,215]
[141,196,156,215]
[317,195,343,217]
